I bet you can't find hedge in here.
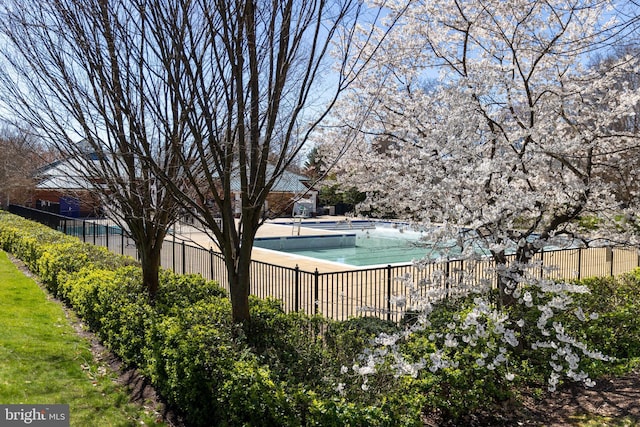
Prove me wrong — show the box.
[0,212,422,426]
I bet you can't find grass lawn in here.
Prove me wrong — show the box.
[0,250,165,427]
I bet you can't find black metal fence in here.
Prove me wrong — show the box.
[8,205,640,322]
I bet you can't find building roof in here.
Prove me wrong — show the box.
[228,165,312,194]
[35,154,97,190]
[36,153,314,194]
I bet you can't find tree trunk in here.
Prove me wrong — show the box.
[227,259,251,323]
[496,273,518,308]
[139,244,162,300]
[495,243,537,308]
[493,250,518,308]
[223,215,258,324]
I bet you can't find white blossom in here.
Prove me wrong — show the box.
[331,0,630,396]
[502,330,519,347]
[390,295,407,308]
[444,333,458,348]
[548,373,561,392]
[375,333,399,347]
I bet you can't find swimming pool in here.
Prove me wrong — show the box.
[258,220,578,268]
[261,221,455,267]
[285,230,436,266]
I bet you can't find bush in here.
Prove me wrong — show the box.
[58,267,117,329]
[0,212,135,292]
[144,299,239,426]
[5,211,567,425]
[381,273,640,423]
[572,270,640,361]
[155,270,227,312]
[92,267,155,366]
[306,388,424,427]
[217,358,297,426]
[38,242,135,295]
[0,212,73,271]
[325,316,398,354]
[244,297,329,386]
[396,303,519,420]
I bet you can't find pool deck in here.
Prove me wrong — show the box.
[174,217,360,273]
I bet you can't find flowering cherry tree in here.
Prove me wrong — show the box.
[322,0,640,391]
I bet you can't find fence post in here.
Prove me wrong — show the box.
[386,265,392,322]
[172,234,176,272]
[82,220,86,242]
[182,240,186,274]
[577,248,582,281]
[294,265,300,312]
[314,268,319,315]
[445,260,451,298]
[105,223,109,249]
[609,247,614,277]
[210,248,215,280]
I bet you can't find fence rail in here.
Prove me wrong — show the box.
[8,205,640,322]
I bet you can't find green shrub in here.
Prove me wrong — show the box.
[38,242,135,294]
[58,267,117,329]
[91,267,154,366]
[2,211,545,425]
[0,212,73,271]
[0,212,134,291]
[325,316,398,356]
[307,397,388,427]
[386,295,525,420]
[57,265,153,367]
[306,394,416,427]
[155,270,227,312]
[217,358,298,426]
[387,273,640,423]
[245,297,329,386]
[239,302,424,426]
[144,299,239,426]
[37,242,92,293]
[572,271,640,361]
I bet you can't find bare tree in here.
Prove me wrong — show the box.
[0,0,393,320]
[136,0,393,322]
[0,0,190,298]
[0,127,48,209]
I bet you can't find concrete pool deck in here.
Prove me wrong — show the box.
[173,217,360,273]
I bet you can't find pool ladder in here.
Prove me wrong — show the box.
[292,215,304,235]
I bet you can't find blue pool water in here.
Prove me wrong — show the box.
[275,223,453,267]
[265,220,578,267]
